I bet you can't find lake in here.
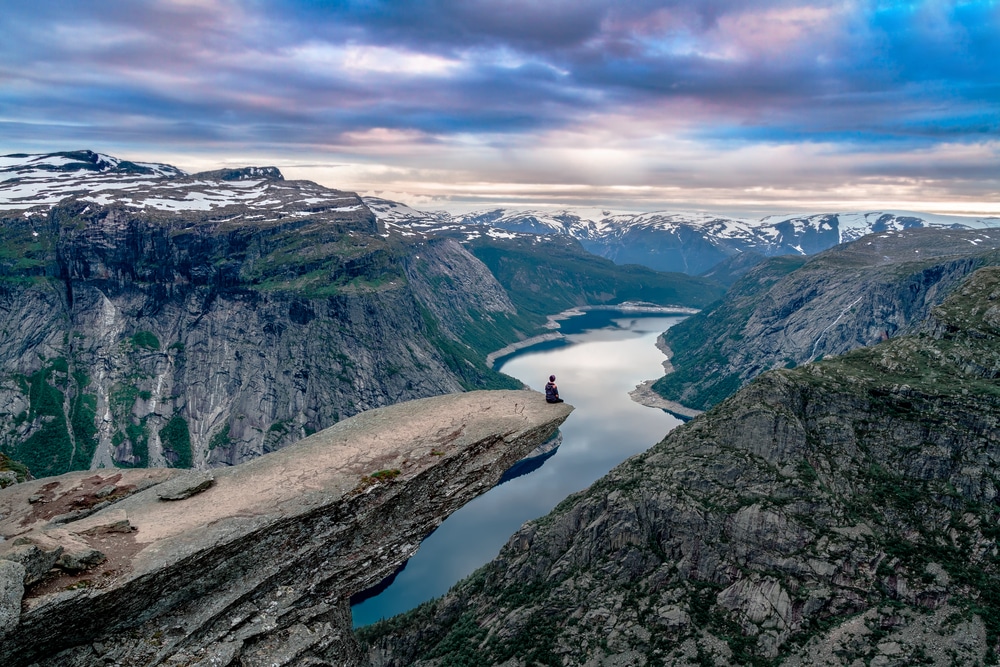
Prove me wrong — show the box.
[351,313,687,627]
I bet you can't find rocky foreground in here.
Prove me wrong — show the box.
[362,267,1000,665]
[0,389,572,666]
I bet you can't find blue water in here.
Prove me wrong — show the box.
[351,314,686,627]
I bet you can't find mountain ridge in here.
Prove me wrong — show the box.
[652,227,1000,411]
[365,195,1000,275]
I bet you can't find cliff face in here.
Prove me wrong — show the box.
[0,182,524,478]
[0,390,572,667]
[362,267,1000,666]
[654,228,1000,410]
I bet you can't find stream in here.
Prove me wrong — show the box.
[351,311,688,627]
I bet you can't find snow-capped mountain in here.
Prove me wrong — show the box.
[6,151,998,278]
[1,150,365,221]
[365,196,1000,275]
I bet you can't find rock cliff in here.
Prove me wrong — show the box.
[361,267,1000,666]
[0,389,572,666]
[654,228,1000,410]
[0,163,531,477]
[1,150,721,479]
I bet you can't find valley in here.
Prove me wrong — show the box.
[0,151,715,480]
[360,265,1000,667]
[3,150,1000,667]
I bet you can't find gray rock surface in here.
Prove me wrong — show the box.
[155,470,215,500]
[361,267,1000,666]
[0,559,25,639]
[0,389,571,666]
[653,227,1000,410]
[1,542,63,586]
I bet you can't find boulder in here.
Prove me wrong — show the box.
[0,560,25,640]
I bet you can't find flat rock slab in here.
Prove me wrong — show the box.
[0,391,573,636]
[112,389,570,575]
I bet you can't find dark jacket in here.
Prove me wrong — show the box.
[544,381,560,402]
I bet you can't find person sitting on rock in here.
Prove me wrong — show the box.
[544,375,563,403]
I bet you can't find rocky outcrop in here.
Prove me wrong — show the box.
[0,389,572,666]
[361,267,1000,666]
[654,228,1000,410]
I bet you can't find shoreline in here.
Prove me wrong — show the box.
[488,302,699,369]
[629,333,703,420]
[628,380,703,420]
[544,302,700,330]
[486,332,565,368]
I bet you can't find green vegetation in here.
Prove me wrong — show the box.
[69,371,99,468]
[8,360,99,477]
[468,235,724,320]
[424,613,490,666]
[130,330,161,350]
[110,382,139,418]
[119,419,150,468]
[0,217,55,278]
[208,423,232,451]
[417,304,522,391]
[243,229,405,297]
[12,362,72,477]
[652,255,807,410]
[356,468,403,491]
[0,451,31,485]
[159,415,193,468]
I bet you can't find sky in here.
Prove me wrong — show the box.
[1,0,998,216]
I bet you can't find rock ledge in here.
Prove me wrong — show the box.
[0,389,571,667]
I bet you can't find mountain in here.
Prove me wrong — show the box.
[0,151,534,478]
[0,151,720,479]
[0,150,185,213]
[366,196,1000,276]
[360,264,1000,666]
[653,227,1000,410]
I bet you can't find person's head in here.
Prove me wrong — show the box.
[549,375,556,382]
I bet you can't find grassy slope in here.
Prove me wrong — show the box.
[468,235,725,320]
[652,255,807,409]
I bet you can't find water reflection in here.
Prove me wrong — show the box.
[351,314,686,627]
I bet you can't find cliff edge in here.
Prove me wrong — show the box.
[0,389,572,666]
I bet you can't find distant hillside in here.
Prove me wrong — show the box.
[653,227,1000,410]
[366,195,1000,276]
[466,235,724,319]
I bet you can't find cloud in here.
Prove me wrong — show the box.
[1,1,998,214]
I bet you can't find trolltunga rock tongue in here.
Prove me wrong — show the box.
[0,389,572,667]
